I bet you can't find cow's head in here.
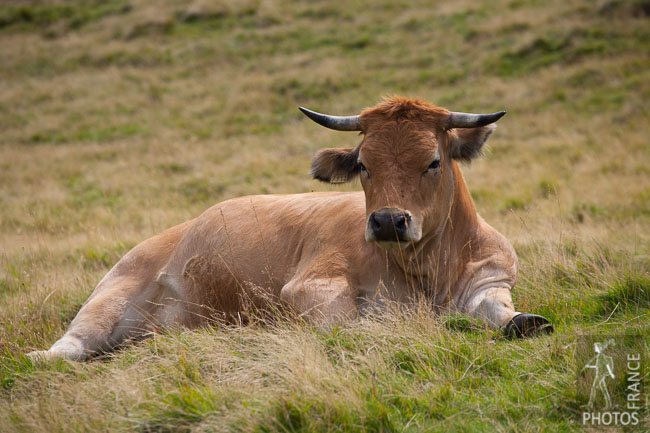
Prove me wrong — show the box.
[302,97,505,250]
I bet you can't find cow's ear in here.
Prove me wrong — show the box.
[310,147,360,184]
[448,124,496,163]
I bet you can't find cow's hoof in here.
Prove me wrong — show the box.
[26,350,51,362]
[504,313,554,338]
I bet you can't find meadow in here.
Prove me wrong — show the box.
[0,0,649,431]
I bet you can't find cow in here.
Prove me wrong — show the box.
[28,96,553,361]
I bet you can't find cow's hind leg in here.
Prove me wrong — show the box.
[27,287,140,361]
[28,274,180,361]
[27,334,86,361]
[27,289,129,361]
[280,275,358,327]
[27,222,191,361]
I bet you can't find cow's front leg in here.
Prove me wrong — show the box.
[280,276,358,326]
[465,285,518,328]
[464,285,553,338]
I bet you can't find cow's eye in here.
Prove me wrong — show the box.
[426,160,441,172]
[359,162,368,175]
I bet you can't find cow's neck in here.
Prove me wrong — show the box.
[388,161,479,295]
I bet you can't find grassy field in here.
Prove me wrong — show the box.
[1,0,649,431]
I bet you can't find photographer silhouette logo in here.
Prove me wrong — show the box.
[582,339,616,409]
[577,335,645,428]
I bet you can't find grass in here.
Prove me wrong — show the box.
[0,0,649,431]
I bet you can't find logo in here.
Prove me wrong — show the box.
[577,335,646,429]
[582,339,617,409]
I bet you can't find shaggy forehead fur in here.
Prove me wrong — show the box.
[357,97,450,164]
[359,96,450,131]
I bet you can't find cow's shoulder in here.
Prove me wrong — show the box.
[464,215,518,287]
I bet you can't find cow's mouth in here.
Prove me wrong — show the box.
[374,240,413,250]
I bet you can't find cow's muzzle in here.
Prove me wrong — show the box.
[365,208,419,248]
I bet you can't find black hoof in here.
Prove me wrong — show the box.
[504,313,554,339]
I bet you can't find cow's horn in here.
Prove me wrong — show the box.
[299,107,361,131]
[446,110,506,129]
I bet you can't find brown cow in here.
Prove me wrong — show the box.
[28,97,552,361]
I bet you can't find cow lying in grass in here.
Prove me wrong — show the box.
[29,96,553,361]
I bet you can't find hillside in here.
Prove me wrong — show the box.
[0,0,649,431]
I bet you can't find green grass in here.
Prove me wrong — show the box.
[0,0,130,34]
[1,0,649,431]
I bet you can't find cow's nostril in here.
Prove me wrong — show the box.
[393,214,406,230]
[370,213,382,232]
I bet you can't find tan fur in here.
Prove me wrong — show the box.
[29,97,520,361]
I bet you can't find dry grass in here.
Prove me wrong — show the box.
[0,0,649,431]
